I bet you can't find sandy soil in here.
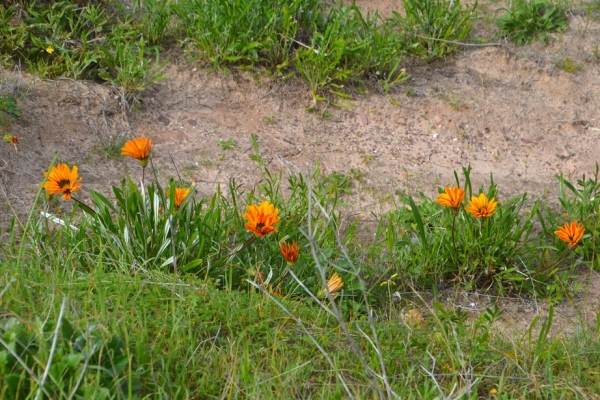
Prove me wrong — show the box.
[1,0,599,335]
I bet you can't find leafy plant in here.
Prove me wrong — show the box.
[496,0,568,45]
[396,0,477,59]
[98,37,168,107]
[295,19,353,108]
[0,94,20,117]
[0,315,141,399]
[133,0,174,45]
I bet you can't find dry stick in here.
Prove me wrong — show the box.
[0,336,53,399]
[35,297,68,400]
[246,280,354,398]
[319,201,395,399]
[314,180,395,397]
[304,177,388,400]
[413,34,505,47]
[0,278,16,299]
[277,154,393,397]
[68,344,97,400]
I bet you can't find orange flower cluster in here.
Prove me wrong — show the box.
[242,201,280,237]
[555,221,584,247]
[436,186,498,218]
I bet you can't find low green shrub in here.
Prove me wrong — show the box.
[496,0,569,45]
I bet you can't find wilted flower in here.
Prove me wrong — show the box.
[4,134,20,153]
[555,221,584,247]
[121,137,152,167]
[318,272,344,299]
[43,163,82,200]
[435,186,465,211]
[465,193,498,218]
[403,309,426,328]
[279,241,299,264]
[242,201,280,237]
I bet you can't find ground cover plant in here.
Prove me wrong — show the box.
[2,132,600,397]
[2,0,600,398]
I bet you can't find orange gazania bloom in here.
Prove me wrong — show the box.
[435,186,465,211]
[555,221,584,247]
[242,201,280,238]
[279,241,299,264]
[43,163,82,200]
[318,272,344,299]
[121,137,152,167]
[168,187,190,209]
[465,193,498,218]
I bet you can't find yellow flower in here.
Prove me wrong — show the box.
[121,137,152,167]
[555,221,584,247]
[43,164,82,200]
[279,241,299,264]
[46,46,54,54]
[435,186,465,211]
[465,193,498,218]
[242,201,280,238]
[168,188,190,209]
[318,272,344,299]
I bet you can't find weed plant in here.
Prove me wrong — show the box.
[396,0,477,59]
[496,0,569,45]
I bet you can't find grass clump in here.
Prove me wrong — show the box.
[396,0,477,59]
[496,0,569,45]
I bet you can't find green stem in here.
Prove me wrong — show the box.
[531,246,575,277]
[451,211,458,260]
[17,155,59,269]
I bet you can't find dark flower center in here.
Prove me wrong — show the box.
[256,222,265,230]
[58,179,71,188]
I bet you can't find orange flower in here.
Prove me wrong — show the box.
[435,186,465,211]
[121,137,152,167]
[242,201,280,237]
[465,193,498,218]
[43,163,82,200]
[279,241,299,264]
[555,221,584,247]
[168,187,190,209]
[318,272,344,299]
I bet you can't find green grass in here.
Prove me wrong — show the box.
[3,0,600,397]
[2,151,600,397]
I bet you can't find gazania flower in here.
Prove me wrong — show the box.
[279,241,299,264]
[43,163,82,200]
[435,186,465,211]
[555,221,584,247]
[168,187,190,209]
[465,193,498,218]
[121,137,152,167]
[318,272,344,299]
[242,201,280,238]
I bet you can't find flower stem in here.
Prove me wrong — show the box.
[451,211,458,260]
[531,246,575,277]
